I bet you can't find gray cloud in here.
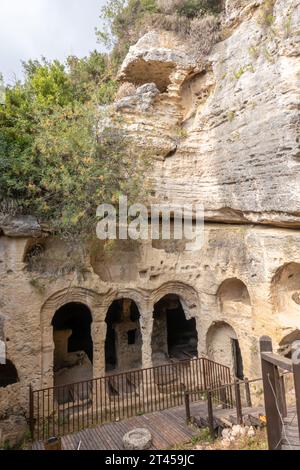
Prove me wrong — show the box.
[0,0,107,83]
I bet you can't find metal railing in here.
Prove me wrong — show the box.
[29,356,231,441]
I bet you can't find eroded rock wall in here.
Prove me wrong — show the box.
[2,223,300,416]
[116,0,300,227]
[0,0,300,432]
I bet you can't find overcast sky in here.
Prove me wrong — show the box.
[0,0,107,83]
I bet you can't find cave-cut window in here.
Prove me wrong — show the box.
[127,329,137,345]
[272,263,300,316]
[151,294,198,365]
[105,299,142,373]
[218,278,251,307]
[0,360,19,388]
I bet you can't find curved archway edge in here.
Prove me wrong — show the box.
[40,282,201,386]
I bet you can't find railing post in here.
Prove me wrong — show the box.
[279,374,287,419]
[220,384,227,409]
[207,389,215,439]
[292,343,300,440]
[29,384,34,440]
[234,379,243,425]
[203,358,207,390]
[260,336,282,450]
[184,390,191,424]
[244,377,252,408]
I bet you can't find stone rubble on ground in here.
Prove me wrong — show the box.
[221,425,256,446]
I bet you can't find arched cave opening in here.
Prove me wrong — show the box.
[105,299,142,373]
[206,321,244,379]
[52,302,93,372]
[151,294,198,365]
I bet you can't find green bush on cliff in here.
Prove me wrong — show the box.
[0,53,149,238]
[97,0,223,64]
[175,0,222,19]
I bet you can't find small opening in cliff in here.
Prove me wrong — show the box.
[180,69,215,124]
[151,294,198,365]
[127,329,137,345]
[124,59,175,92]
[105,299,142,373]
[0,360,19,388]
[217,278,251,307]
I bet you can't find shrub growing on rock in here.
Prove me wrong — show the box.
[189,14,221,56]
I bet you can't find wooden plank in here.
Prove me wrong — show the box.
[163,409,198,436]
[282,444,300,450]
[260,337,284,450]
[93,424,116,450]
[136,414,174,449]
[261,352,293,372]
[92,424,113,450]
[76,429,96,450]
[101,422,124,449]
[139,414,175,447]
[62,434,76,450]
[154,409,195,441]
[33,399,288,451]
[85,427,107,450]
[151,411,194,444]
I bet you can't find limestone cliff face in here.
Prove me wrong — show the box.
[115,0,300,227]
[1,0,300,435]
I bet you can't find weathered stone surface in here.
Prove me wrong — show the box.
[0,215,42,238]
[115,83,160,112]
[154,0,300,227]
[123,428,152,450]
[0,415,28,448]
[1,0,300,428]
[118,31,197,91]
[115,0,300,227]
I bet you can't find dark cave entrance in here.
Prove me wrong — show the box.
[52,302,93,372]
[151,294,198,365]
[0,360,19,388]
[105,299,142,373]
[231,338,244,380]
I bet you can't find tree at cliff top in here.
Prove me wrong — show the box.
[0,53,150,239]
[97,0,223,64]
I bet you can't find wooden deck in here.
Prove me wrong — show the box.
[282,406,300,450]
[32,400,268,450]
[32,402,203,450]
[30,398,300,450]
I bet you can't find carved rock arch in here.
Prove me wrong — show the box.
[217,277,251,308]
[40,286,111,387]
[150,281,200,320]
[206,320,244,378]
[271,262,300,317]
[101,288,149,319]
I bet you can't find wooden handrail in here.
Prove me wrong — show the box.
[261,352,293,372]
[260,335,300,450]
[184,376,263,395]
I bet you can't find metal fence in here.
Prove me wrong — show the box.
[29,356,232,441]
